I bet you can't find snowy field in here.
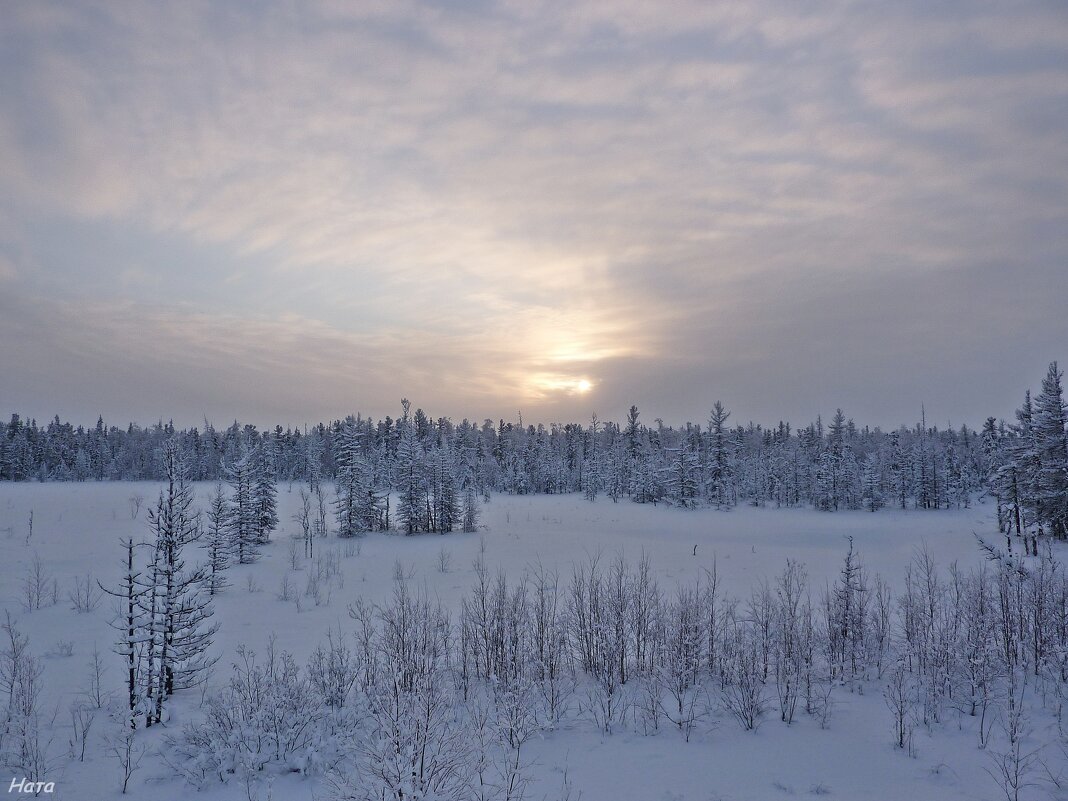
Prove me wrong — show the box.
[0,483,1056,801]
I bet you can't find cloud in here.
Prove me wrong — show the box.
[1,0,1067,426]
[0,286,660,425]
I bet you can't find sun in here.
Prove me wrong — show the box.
[523,373,596,398]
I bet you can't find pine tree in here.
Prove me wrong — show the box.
[979,417,1001,493]
[630,443,661,505]
[461,484,479,533]
[861,453,884,512]
[944,443,969,509]
[666,441,700,509]
[624,405,641,490]
[887,431,909,510]
[226,450,259,564]
[605,443,625,502]
[432,449,460,533]
[474,436,490,501]
[253,445,278,544]
[998,392,1040,552]
[815,443,836,511]
[707,402,735,508]
[335,421,370,538]
[582,415,601,502]
[841,446,861,510]
[396,402,425,535]
[1032,362,1068,539]
[819,409,848,511]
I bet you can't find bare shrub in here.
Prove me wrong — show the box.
[22,554,58,611]
[68,702,96,762]
[68,572,102,613]
[721,632,767,731]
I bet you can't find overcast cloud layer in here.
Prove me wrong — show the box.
[2,1,1067,429]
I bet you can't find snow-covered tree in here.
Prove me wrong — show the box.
[707,402,735,508]
[1032,362,1068,539]
[394,401,426,535]
[861,453,884,512]
[430,448,460,533]
[666,437,700,509]
[335,421,378,538]
[141,440,218,726]
[225,450,259,564]
[99,538,149,727]
[252,445,278,544]
[202,484,232,595]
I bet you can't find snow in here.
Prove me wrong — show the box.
[0,483,1048,800]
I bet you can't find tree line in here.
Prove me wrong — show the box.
[2,364,1066,540]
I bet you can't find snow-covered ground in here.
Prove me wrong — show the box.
[0,483,1052,801]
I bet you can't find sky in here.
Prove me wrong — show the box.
[2,1,1067,431]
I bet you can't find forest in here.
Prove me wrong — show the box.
[3,364,1067,546]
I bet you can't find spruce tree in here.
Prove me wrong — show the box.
[461,483,479,533]
[582,415,602,502]
[1033,362,1068,539]
[821,408,848,511]
[202,484,232,594]
[226,450,259,564]
[666,440,700,508]
[707,402,735,508]
[335,421,369,538]
[396,403,424,535]
[861,453,884,512]
[432,449,460,533]
[888,431,909,510]
[253,445,278,544]
[1008,391,1040,548]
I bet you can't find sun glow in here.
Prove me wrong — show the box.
[524,373,596,398]
[512,307,640,401]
